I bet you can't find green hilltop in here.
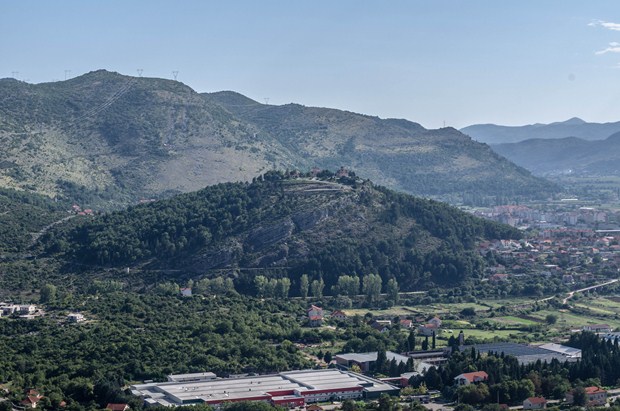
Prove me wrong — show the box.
[41,172,520,292]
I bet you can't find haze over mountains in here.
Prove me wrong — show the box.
[491,132,620,176]
[461,118,620,176]
[461,117,620,145]
[0,70,554,207]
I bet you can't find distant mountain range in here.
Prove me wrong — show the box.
[0,70,555,207]
[491,132,620,176]
[461,118,620,144]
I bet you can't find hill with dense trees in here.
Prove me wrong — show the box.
[0,70,555,208]
[41,172,520,292]
[0,188,67,254]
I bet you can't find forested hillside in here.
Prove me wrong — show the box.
[0,188,66,253]
[42,172,520,292]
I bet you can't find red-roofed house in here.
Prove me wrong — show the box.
[490,273,509,282]
[454,371,488,386]
[523,397,547,409]
[331,310,347,321]
[566,386,607,406]
[106,404,130,411]
[21,390,43,409]
[307,305,323,327]
[399,319,413,329]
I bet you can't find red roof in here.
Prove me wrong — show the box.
[22,396,42,406]
[526,397,547,404]
[106,404,129,411]
[457,371,488,383]
[585,386,606,394]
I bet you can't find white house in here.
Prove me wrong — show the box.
[67,313,85,323]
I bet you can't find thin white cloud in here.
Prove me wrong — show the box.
[595,42,620,55]
[590,20,620,31]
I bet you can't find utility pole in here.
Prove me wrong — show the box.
[172,71,179,81]
[137,69,143,77]
[264,98,270,105]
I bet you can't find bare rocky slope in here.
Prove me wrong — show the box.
[0,70,555,208]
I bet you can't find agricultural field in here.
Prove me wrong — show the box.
[487,315,540,327]
[343,302,491,319]
[438,328,520,342]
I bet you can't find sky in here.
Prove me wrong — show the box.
[1,1,620,129]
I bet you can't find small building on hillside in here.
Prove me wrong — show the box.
[399,319,413,329]
[523,397,547,410]
[307,305,323,327]
[331,310,347,321]
[67,313,85,323]
[21,390,44,409]
[106,404,130,411]
[454,371,488,386]
[566,386,607,406]
[180,287,192,297]
[19,305,37,315]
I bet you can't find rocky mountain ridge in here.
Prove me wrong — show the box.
[0,70,556,207]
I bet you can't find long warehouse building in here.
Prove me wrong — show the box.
[131,369,399,408]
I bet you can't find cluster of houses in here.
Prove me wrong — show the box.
[70,204,94,216]
[456,370,608,408]
[474,203,613,229]
[478,228,620,285]
[306,305,443,337]
[0,302,37,318]
[16,388,127,410]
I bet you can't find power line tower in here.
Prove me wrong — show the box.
[264,98,270,105]
[137,69,143,77]
[64,70,71,80]
[11,71,19,79]
[172,71,179,81]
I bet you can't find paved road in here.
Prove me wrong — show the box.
[562,279,619,304]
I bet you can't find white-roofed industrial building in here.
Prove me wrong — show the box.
[131,369,399,408]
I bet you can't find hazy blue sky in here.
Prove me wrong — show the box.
[2,1,619,129]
